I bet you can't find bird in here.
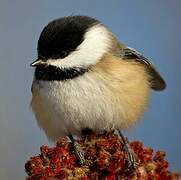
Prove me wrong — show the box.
[30,15,166,167]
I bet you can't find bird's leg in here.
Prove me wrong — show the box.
[68,134,86,165]
[117,130,138,170]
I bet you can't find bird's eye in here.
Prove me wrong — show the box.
[60,51,68,58]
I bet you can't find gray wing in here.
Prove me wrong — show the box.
[120,47,166,91]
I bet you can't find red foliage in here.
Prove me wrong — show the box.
[25,132,179,180]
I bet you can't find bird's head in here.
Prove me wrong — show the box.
[31,16,119,70]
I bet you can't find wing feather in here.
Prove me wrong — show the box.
[120,47,166,91]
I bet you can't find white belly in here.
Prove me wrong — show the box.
[31,71,149,141]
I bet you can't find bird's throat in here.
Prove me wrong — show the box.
[35,65,88,81]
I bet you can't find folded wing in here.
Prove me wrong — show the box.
[120,47,166,91]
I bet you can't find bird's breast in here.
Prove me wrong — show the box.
[31,74,120,140]
[31,58,150,141]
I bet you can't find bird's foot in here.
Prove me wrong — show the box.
[68,135,86,165]
[123,141,138,171]
[117,130,138,171]
[73,141,86,165]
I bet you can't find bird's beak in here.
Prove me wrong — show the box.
[30,59,47,67]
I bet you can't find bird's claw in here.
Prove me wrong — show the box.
[124,144,138,170]
[73,141,86,165]
[68,135,86,165]
[117,130,138,171]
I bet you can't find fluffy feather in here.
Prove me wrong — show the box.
[31,54,150,141]
[46,24,112,69]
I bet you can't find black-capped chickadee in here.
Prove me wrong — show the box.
[30,15,166,166]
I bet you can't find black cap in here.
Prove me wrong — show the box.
[37,16,99,60]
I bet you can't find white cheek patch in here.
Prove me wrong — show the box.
[46,24,111,69]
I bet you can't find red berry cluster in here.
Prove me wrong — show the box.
[25,132,179,180]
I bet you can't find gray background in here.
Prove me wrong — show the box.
[0,0,180,179]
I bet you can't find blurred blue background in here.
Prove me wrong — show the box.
[0,0,180,179]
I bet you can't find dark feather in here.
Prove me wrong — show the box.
[121,47,166,91]
[35,65,88,81]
